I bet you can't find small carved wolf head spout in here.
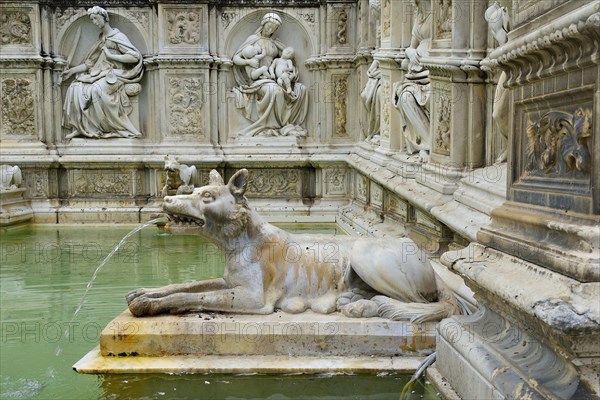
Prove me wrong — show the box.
[163,169,251,241]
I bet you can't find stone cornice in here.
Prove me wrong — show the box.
[421,57,486,82]
[488,1,600,87]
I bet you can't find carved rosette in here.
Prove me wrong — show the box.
[0,11,31,46]
[167,78,204,137]
[434,89,451,155]
[435,0,452,40]
[325,168,347,196]
[333,76,349,137]
[381,79,391,140]
[525,109,592,178]
[1,78,35,137]
[246,170,302,197]
[167,11,201,45]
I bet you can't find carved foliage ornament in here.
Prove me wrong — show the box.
[0,12,31,45]
[247,170,301,197]
[337,10,348,45]
[381,80,391,140]
[434,90,451,154]
[334,76,348,137]
[73,171,138,196]
[325,168,347,195]
[168,78,204,137]
[221,12,237,29]
[1,78,35,137]
[167,11,201,45]
[526,109,592,176]
[436,0,452,39]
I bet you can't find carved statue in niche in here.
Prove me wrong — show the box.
[61,6,144,139]
[232,13,309,137]
[485,2,510,163]
[361,60,382,142]
[393,0,432,162]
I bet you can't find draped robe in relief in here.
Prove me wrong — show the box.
[232,34,308,137]
[62,28,144,138]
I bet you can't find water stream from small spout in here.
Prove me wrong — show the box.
[55,216,168,356]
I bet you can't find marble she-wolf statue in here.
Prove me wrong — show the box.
[127,169,465,322]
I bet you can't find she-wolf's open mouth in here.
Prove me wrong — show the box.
[166,212,205,227]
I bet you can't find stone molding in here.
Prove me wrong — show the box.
[489,1,600,86]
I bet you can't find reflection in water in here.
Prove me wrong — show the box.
[0,224,439,400]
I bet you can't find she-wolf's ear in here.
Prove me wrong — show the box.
[208,169,224,186]
[228,169,248,199]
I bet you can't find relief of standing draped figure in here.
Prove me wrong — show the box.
[393,0,432,162]
[61,6,144,139]
[361,59,382,142]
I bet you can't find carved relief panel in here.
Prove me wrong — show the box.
[433,87,451,155]
[434,0,452,40]
[69,170,143,198]
[0,6,38,55]
[0,76,36,138]
[324,168,348,196]
[333,75,349,138]
[245,169,303,198]
[512,84,596,214]
[370,182,383,209]
[385,192,408,221]
[159,5,207,54]
[166,76,205,138]
[381,78,391,141]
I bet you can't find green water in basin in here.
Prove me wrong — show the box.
[0,224,441,399]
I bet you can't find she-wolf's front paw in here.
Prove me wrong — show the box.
[128,296,160,317]
[340,299,379,318]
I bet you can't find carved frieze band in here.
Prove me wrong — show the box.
[71,170,141,196]
[167,77,204,137]
[1,77,35,137]
[246,170,302,197]
[526,109,592,177]
[0,11,32,46]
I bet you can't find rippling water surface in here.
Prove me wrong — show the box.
[0,224,440,400]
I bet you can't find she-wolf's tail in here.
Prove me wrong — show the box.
[373,275,473,323]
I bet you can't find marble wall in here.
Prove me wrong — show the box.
[1,0,598,397]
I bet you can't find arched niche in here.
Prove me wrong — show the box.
[224,9,317,90]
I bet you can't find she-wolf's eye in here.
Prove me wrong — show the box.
[202,192,213,202]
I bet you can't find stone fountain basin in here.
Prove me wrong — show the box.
[74,310,436,374]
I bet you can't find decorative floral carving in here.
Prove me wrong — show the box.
[73,171,137,195]
[325,168,347,195]
[436,0,452,39]
[127,10,149,31]
[381,0,390,37]
[168,78,204,137]
[55,7,81,32]
[334,76,348,137]
[381,79,391,140]
[296,11,315,29]
[434,90,451,154]
[337,10,348,45]
[1,78,35,137]
[526,109,592,176]
[0,12,31,45]
[167,11,201,45]
[221,12,237,29]
[24,171,48,198]
[246,170,301,197]
[386,194,408,218]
